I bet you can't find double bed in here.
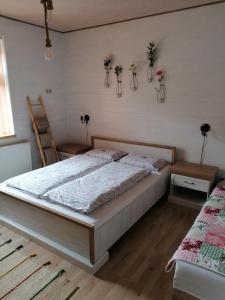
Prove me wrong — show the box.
[0,136,176,273]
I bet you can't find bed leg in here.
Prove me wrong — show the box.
[89,227,95,265]
[173,289,199,300]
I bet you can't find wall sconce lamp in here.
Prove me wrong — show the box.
[200,123,210,136]
[80,114,90,124]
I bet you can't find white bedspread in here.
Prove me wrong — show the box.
[5,155,108,197]
[44,162,149,214]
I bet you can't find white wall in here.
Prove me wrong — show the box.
[0,17,67,169]
[1,3,225,174]
[63,3,225,175]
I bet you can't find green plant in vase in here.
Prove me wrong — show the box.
[147,41,159,82]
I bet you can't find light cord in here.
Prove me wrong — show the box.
[85,123,88,145]
[200,135,206,165]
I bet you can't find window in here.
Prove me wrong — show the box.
[0,37,14,138]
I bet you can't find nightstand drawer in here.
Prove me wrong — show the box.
[171,174,210,192]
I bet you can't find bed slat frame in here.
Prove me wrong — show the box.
[91,136,176,163]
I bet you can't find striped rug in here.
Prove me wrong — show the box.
[0,226,80,300]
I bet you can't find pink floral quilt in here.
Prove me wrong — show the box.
[166,185,225,276]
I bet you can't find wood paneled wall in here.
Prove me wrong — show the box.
[63,3,225,175]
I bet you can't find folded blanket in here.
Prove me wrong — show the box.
[44,162,149,214]
[166,186,225,276]
[5,155,108,197]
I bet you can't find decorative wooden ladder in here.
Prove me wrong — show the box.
[27,96,59,166]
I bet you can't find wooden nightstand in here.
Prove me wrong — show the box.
[57,143,91,160]
[168,161,218,210]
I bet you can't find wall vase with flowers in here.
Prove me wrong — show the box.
[104,56,113,88]
[147,41,159,82]
[155,70,166,103]
[128,63,138,91]
[114,65,123,97]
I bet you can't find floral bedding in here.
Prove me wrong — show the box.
[166,184,225,276]
[44,162,149,214]
[5,155,109,197]
[86,148,127,161]
[119,153,168,172]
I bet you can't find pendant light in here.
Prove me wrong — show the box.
[40,0,54,61]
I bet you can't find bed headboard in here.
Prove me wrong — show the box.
[91,136,176,163]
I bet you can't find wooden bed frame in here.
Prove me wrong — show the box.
[0,136,176,273]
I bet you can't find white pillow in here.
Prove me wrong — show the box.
[85,148,127,161]
[119,153,168,172]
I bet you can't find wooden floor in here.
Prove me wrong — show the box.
[0,199,198,300]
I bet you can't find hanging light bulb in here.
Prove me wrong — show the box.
[41,0,54,62]
[45,46,54,61]
[45,38,54,61]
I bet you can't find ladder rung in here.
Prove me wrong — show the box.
[27,96,59,166]
[31,103,41,106]
[38,130,48,135]
[43,146,53,150]
[39,132,50,136]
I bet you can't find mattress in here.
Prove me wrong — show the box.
[174,260,225,300]
[44,162,149,214]
[4,155,109,197]
[0,167,169,229]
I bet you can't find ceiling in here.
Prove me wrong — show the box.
[0,0,222,32]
